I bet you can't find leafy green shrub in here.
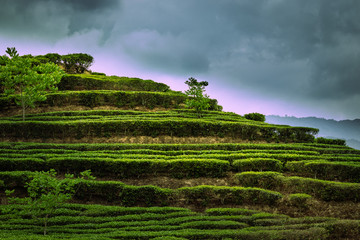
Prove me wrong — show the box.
[235,171,360,202]
[120,185,172,207]
[0,158,45,171]
[0,48,64,120]
[75,180,125,202]
[91,72,106,76]
[288,193,312,209]
[235,171,283,189]
[205,208,260,216]
[177,185,282,206]
[232,158,282,172]
[151,237,188,240]
[4,169,94,235]
[44,53,62,64]
[62,53,93,74]
[184,77,211,118]
[58,74,171,92]
[180,220,248,229]
[47,157,229,178]
[244,113,266,122]
[316,137,346,146]
[169,159,230,178]
[0,116,319,143]
[0,171,34,188]
[286,161,360,182]
[325,220,360,239]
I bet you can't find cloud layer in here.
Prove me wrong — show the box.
[1,0,360,119]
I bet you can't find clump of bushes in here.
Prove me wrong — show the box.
[288,193,312,209]
[235,171,360,202]
[91,72,106,76]
[244,113,266,122]
[18,53,94,74]
[316,137,346,146]
[232,158,283,172]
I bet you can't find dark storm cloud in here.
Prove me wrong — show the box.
[0,0,120,42]
[1,0,359,118]
[111,0,360,105]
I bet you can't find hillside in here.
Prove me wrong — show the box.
[267,115,360,150]
[1,72,360,239]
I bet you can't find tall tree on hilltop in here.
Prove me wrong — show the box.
[0,47,64,120]
[184,77,211,118]
[62,53,94,73]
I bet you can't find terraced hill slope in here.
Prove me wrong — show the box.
[1,73,360,239]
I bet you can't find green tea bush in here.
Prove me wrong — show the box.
[0,171,34,188]
[286,161,360,182]
[120,185,172,207]
[151,237,188,240]
[47,157,229,178]
[205,208,260,216]
[244,113,266,122]
[0,90,190,110]
[235,171,283,189]
[235,172,360,202]
[288,193,312,209]
[325,220,360,239]
[58,74,170,92]
[75,180,125,202]
[316,137,346,146]
[169,159,230,178]
[180,220,248,229]
[0,118,318,143]
[232,158,283,172]
[0,158,45,171]
[0,141,328,152]
[91,72,106,76]
[177,185,282,206]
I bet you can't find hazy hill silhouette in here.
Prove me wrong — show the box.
[266,115,360,149]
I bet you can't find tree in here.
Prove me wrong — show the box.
[62,53,94,73]
[44,53,62,65]
[5,169,95,235]
[0,47,64,120]
[184,77,211,117]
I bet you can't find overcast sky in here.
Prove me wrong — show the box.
[1,0,359,120]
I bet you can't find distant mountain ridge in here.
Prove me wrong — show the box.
[266,115,360,150]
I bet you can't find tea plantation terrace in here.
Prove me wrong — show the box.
[1,73,360,239]
[0,110,318,142]
[1,204,352,240]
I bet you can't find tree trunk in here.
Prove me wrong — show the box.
[44,214,48,235]
[20,85,25,121]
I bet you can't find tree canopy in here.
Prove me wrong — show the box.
[0,47,64,120]
[184,77,211,117]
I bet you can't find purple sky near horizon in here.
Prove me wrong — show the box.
[1,0,360,120]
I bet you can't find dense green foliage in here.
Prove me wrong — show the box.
[0,48,64,120]
[1,51,359,239]
[0,110,318,142]
[62,54,93,74]
[4,169,94,235]
[16,52,94,74]
[244,113,266,122]
[1,90,222,111]
[184,77,215,117]
[235,171,360,202]
[315,137,346,146]
[58,74,171,92]
[0,142,359,209]
[0,203,359,239]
